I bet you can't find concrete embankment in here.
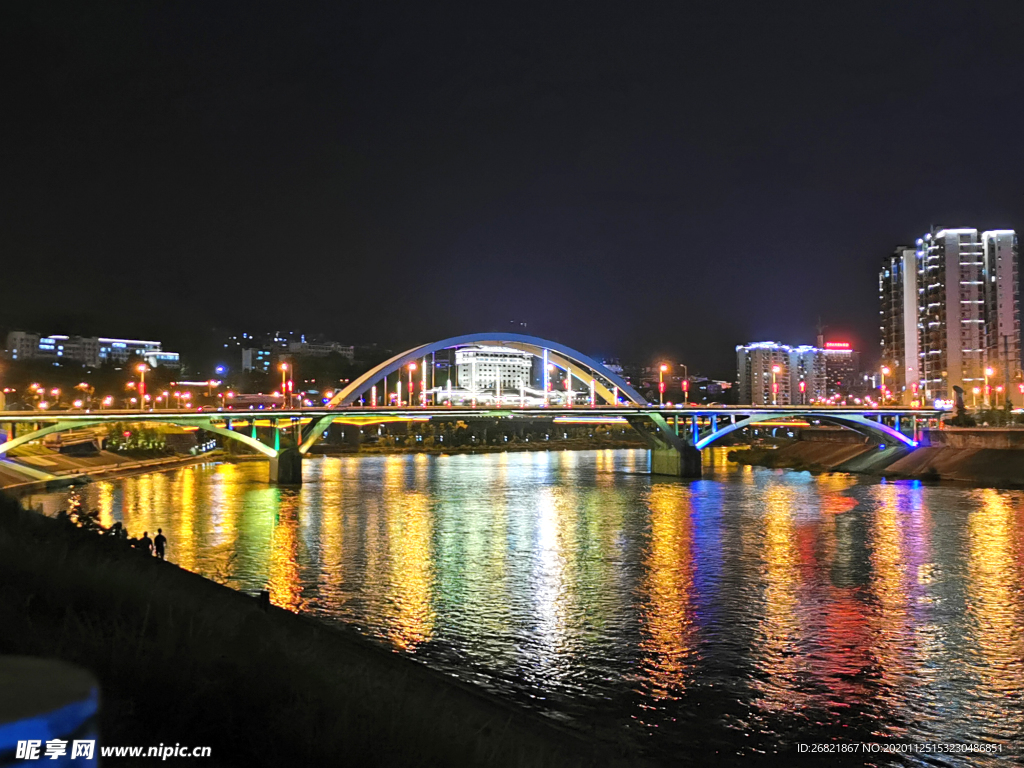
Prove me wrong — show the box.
[1,450,227,494]
[731,428,1024,487]
[0,494,650,767]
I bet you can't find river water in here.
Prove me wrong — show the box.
[30,449,1024,765]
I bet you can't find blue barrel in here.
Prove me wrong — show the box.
[0,657,99,767]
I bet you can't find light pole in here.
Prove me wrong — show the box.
[985,367,995,408]
[680,363,689,404]
[407,362,417,407]
[279,363,289,408]
[771,365,781,406]
[136,364,148,411]
[972,387,980,408]
[659,364,668,406]
[799,379,806,405]
[880,366,890,405]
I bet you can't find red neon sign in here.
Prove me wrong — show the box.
[824,342,851,349]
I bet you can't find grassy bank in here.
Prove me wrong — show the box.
[0,495,649,767]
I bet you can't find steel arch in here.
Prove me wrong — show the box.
[326,332,647,407]
[694,412,918,450]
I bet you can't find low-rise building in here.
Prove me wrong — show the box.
[6,331,179,368]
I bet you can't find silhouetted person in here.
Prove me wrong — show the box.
[154,529,167,560]
[140,531,154,556]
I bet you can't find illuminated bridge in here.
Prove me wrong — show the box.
[0,332,940,483]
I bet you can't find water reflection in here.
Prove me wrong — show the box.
[637,484,695,701]
[32,449,1024,762]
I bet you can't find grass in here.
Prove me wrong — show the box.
[0,494,649,767]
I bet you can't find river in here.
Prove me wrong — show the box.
[29,448,1024,765]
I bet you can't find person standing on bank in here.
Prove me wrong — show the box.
[154,528,167,560]
[140,531,154,556]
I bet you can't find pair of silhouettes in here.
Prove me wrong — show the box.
[138,528,167,559]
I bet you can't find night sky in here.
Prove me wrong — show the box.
[4,1,1024,377]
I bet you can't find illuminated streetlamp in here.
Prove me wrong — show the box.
[880,366,890,405]
[407,362,417,407]
[799,379,806,405]
[680,363,689,404]
[659,364,668,406]
[972,387,980,408]
[771,365,781,406]
[136,363,148,411]
[985,367,995,407]
[280,363,289,408]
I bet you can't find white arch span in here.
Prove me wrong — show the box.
[327,332,647,408]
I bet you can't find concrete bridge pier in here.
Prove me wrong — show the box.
[269,447,303,485]
[650,445,702,478]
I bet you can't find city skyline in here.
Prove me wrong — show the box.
[6,3,1024,376]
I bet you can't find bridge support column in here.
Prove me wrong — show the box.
[650,445,702,478]
[269,447,303,485]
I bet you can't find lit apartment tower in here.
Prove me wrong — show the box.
[880,227,1021,404]
[982,230,1021,396]
[736,342,826,405]
[878,246,919,402]
[821,342,861,396]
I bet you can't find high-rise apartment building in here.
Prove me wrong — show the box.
[879,227,1021,404]
[821,342,861,396]
[879,246,919,398]
[736,342,826,405]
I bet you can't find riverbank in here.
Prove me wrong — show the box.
[730,428,1024,487]
[2,450,226,495]
[0,493,650,767]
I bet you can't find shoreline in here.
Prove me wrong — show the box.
[0,493,652,767]
[730,438,1024,488]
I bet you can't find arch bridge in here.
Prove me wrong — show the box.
[0,332,939,484]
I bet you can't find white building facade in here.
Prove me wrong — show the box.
[455,346,534,392]
[736,342,826,405]
[880,227,1020,404]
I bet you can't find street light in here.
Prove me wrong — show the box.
[280,363,289,408]
[880,366,890,405]
[136,363,148,411]
[771,365,781,406]
[985,367,995,408]
[407,362,417,407]
[799,379,806,405]
[659,364,668,406]
[680,363,689,404]
[972,387,980,408]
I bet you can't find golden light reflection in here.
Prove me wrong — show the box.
[638,484,695,700]
[385,490,435,649]
[267,491,304,612]
[380,457,435,650]
[966,489,1024,733]
[751,484,804,713]
[174,465,198,572]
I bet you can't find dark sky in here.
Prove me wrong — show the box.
[4,1,1024,377]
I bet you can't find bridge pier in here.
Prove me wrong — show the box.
[650,446,702,478]
[269,447,303,485]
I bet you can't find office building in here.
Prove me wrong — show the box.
[455,346,534,392]
[880,227,1020,404]
[821,342,861,396]
[6,331,179,368]
[287,340,355,359]
[736,342,826,405]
